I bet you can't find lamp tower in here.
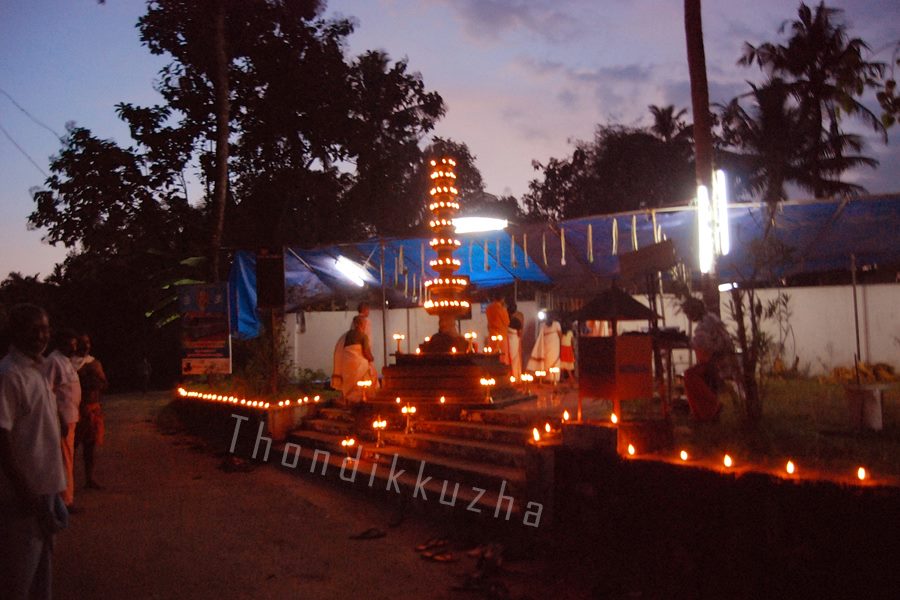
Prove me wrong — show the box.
[423,157,470,339]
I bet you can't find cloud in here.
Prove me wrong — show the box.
[425,0,589,44]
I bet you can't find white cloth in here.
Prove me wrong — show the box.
[340,343,371,399]
[43,350,81,425]
[526,321,562,381]
[507,328,522,379]
[331,333,347,391]
[0,348,67,499]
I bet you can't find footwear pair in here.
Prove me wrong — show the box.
[349,527,386,540]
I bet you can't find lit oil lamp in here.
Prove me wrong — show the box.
[356,379,373,401]
[392,333,406,355]
[340,436,357,460]
[372,417,387,448]
[401,403,417,434]
[479,377,496,403]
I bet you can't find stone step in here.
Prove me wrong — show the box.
[463,409,554,429]
[302,418,355,437]
[315,407,355,422]
[280,430,532,519]
[414,420,532,446]
[382,431,527,469]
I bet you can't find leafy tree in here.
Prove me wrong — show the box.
[30,125,203,258]
[394,137,511,232]
[718,79,874,209]
[522,109,695,220]
[739,1,886,197]
[875,44,900,128]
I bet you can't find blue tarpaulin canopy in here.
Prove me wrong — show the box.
[229,195,900,338]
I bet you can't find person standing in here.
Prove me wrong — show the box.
[485,294,510,365]
[0,304,68,600]
[559,320,577,385]
[43,329,82,510]
[527,312,562,382]
[339,316,376,402]
[71,334,107,489]
[507,300,525,379]
[682,298,732,421]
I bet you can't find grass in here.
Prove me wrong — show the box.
[672,378,900,481]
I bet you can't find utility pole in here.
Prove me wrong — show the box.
[684,0,719,313]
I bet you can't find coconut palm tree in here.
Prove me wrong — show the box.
[739,1,885,197]
[720,79,877,212]
[648,104,690,144]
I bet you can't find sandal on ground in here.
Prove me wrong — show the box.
[415,537,448,552]
[422,550,457,563]
[349,527,386,540]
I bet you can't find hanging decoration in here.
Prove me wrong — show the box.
[612,218,619,255]
[631,214,639,251]
[560,227,566,266]
[511,235,518,268]
[542,233,548,266]
[484,239,489,271]
[523,234,530,268]
[587,223,594,262]
[652,211,659,244]
[468,241,474,270]
[420,241,425,279]
[496,238,501,268]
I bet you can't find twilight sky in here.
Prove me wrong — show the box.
[1,0,898,279]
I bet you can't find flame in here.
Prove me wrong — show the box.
[857,467,867,481]
[679,450,689,461]
[563,410,570,421]
[723,454,733,468]
[786,460,795,475]
[627,444,635,456]
[532,428,541,442]
[544,423,551,433]
[440,396,446,404]
[610,413,618,424]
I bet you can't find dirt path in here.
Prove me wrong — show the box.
[53,392,491,600]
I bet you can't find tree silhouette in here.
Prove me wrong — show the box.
[739,1,885,197]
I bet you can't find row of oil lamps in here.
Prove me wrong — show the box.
[529,410,873,483]
[177,388,320,410]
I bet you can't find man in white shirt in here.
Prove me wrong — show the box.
[0,304,68,600]
[43,329,82,510]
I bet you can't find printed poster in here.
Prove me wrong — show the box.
[179,283,232,375]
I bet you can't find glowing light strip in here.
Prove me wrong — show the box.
[697,184,714,274]
[335,256,368,287]
[452,217,508,234]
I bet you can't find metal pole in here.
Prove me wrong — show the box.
[380,241,388,372]
[851,254,861,382]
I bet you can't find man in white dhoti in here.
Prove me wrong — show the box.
[507,301,524,379]
[526,314,562,382]
[336,316,375,402]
